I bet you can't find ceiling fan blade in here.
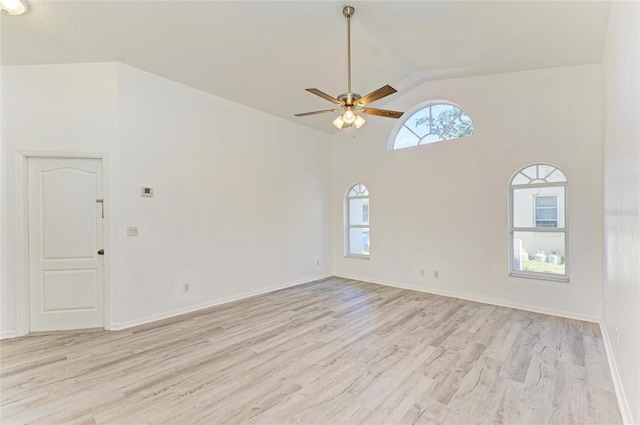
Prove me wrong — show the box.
[356,85,397,106]
[294,109,340,117]
[359,108,404,119]
[305,88,343,105]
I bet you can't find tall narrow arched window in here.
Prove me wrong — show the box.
[509,164,568,282]
[346,183,370,258]
[388,100,474,150]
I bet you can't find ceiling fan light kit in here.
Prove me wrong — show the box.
[0,0,28,15]
[332,107,366,130]
[295,5,403,130]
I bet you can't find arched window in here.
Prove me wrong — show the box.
[389,100,473,150]
[509,164,568,281]
[346,183,370,258]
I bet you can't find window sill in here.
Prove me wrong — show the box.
[345,254,370,260]
[509,272,569,283]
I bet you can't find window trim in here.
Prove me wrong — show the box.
[508,165,569,283]
[345,184,370,260]
[387,99,474,151]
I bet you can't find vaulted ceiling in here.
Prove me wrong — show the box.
[1,1,611,133]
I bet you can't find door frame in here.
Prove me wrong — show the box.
[16,151,112,335]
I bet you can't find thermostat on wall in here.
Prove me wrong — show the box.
[141,187,154,197]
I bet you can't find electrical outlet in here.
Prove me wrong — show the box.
[183,282,190,293]
[127,226,139,237]
[434,271,439,278]
[420,268,425,276]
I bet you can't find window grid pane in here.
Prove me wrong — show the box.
[349,199,369,225]
[348,227,370,255]
[512,231,565,275]
[392,102,473,150]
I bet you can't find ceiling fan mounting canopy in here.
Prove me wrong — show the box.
[343,6,355,18]
[294,5,404,129]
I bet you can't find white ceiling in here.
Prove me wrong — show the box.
[1,1,611,133]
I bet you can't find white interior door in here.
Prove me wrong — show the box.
[28,157,105,331]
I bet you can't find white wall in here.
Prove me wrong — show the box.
[1,63,118,337]
[1,62,332,335]
[111,64,331,326]
[332,65,603,321]
[602,2,640,423]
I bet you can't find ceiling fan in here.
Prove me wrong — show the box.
[295,6,403,129]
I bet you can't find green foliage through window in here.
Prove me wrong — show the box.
[392,102,474,150]
[414,107,473,140]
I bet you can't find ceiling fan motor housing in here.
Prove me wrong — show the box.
[338,93,361,107]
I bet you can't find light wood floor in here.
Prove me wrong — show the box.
[1,277,621,425]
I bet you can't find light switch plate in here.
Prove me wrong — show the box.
[141,187,153,197]
[127,227,139,236]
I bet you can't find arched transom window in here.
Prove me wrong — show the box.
[345,183,370,258]
[389,101,474,150]
[509,163,568,281]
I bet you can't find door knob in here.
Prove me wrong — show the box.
[97,249,104,255]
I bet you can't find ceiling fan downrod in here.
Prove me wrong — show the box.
[344,6,355,95]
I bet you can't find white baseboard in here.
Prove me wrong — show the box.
[109,274,331,331]
[599,321,633,425]
[0,330,18,340]
[334,274,601,323]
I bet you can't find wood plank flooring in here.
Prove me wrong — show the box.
[0,277,621,424]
